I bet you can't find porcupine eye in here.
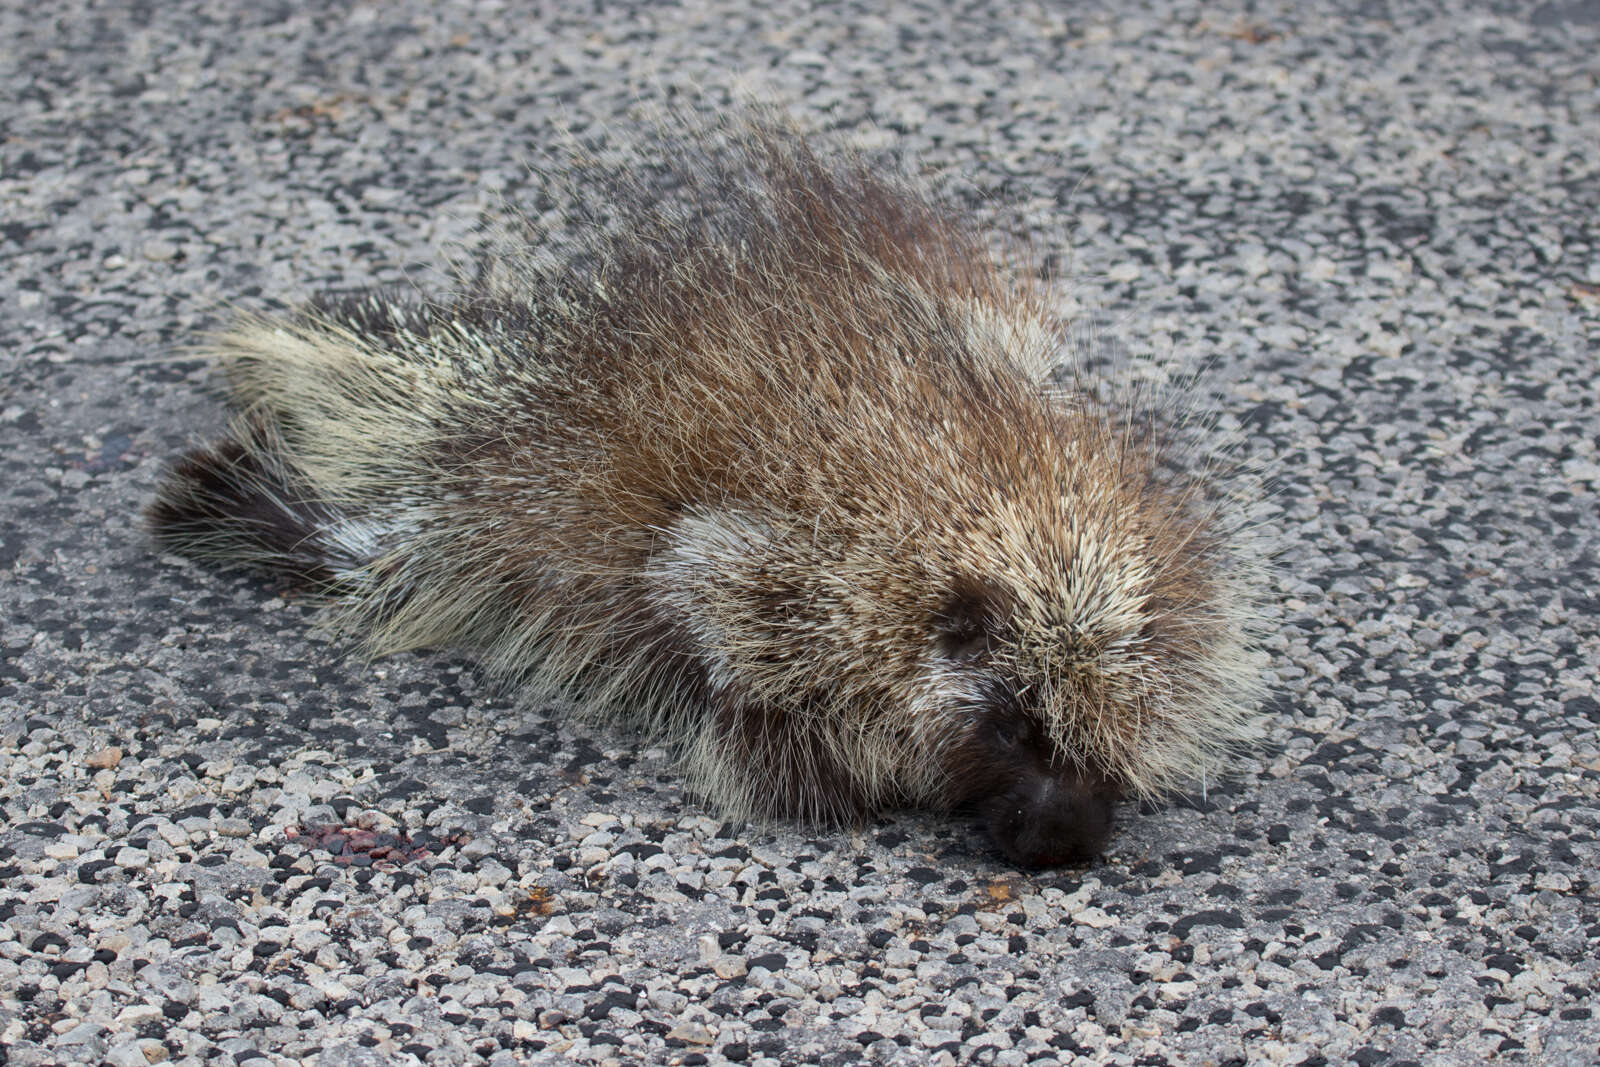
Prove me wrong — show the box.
[984,710,1030,752]
[933,577,1011,662]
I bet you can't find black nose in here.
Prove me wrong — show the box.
[982,777,1116,867]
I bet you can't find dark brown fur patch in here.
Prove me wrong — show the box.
[148,415,340,588]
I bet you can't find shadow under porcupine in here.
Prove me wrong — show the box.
[150,112,1268,867]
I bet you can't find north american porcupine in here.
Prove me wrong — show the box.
[149,114,1268,867]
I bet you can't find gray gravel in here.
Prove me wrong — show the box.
[3,1,1599,1064]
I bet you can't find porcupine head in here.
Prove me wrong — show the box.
[148,112,1268,867]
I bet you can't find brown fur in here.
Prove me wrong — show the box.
[150,113,1268,865]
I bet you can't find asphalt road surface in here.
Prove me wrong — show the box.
[2,1,1597,1064]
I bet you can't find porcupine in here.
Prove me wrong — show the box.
[148,113,1268,867]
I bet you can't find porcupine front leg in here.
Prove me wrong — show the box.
[642,505,879,825]
[680,696,877,827]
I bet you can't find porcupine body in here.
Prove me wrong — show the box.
[150,115,1267,866]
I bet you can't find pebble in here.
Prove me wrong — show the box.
[85,746,124,769]
[667,1021,717,1045]
[104,1038,168,1066]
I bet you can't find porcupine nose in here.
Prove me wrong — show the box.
[985,774,1116,868]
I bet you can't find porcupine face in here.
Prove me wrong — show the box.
[660,479,1247,866]
[926,579,1123,867]
[914,466,1253,867]
[651,365,1256,866]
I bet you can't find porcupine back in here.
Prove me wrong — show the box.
[150,116,1266,847]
